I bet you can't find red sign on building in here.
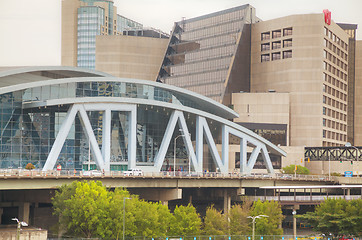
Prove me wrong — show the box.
[323,9,331,25]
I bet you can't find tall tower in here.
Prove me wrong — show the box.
[61,0,142,69]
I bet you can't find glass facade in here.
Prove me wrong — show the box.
[76,0,142,70]
[77,6,104,69]
[0,80,229,170]
[157,5,255,102]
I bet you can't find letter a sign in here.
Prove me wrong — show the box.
[323,9,331,25]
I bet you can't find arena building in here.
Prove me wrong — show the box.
[0,66,285,174]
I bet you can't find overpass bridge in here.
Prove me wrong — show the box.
[0,169,361,232]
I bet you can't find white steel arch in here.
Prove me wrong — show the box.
[43,102,278,175]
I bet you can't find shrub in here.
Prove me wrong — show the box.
[282,164,310,175]
[25,163,35,170]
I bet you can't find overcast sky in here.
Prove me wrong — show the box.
[0,0,361,66]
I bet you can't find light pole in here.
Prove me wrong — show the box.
[247,215,268,240]
[88,127,101,170]
[345,142,359,176]
[122,197,131,240]
[174,131,184,176]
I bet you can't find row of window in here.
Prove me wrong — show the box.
[324,39,348,61]
[324,62,347,82]
[323,118,347,132]
[261,50,292,62]
[323,84,347,102]
[184,9,246,32]
[324,50,348,71]
[324,73,347,92]
[323,106,347,122]
[323,129,347,142]
[261,27,292,40]
[261,39,292,51]
[324,27,348,51]
[323,95,347,112]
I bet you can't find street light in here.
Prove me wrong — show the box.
[122,197,131,240]
[345,142,359,176]
[88,127,102,171]
[174,130,185,176]
[12,218,28,240]
[247,215,268,240]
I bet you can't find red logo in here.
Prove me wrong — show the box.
[323,9,331,25]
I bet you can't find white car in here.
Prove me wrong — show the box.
[123,169,143,176]
[83,170,102,177]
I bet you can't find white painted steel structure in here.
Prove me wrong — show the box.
[0,67,286,174]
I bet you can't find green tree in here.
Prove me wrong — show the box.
[282,164,310,175]
[249,200,284,236]
[52,181,112,238]
[203,205,228,235]
[169,204,202,236]
[299,198,362,238]
[228,201,252,235]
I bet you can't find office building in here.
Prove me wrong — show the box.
[61,0,142,69]
[157,4,260,103]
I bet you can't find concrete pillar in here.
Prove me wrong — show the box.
[18,202,30,223]
[189,195,192,204]
[223,190,231,214]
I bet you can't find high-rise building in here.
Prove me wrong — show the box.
[61,0,142,69]
[157,4,260,103]
[250,13,350,147]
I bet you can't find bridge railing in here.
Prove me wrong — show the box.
[0,169,338,182]
[249,194,362,202]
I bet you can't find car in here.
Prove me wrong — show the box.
[82,170,102,177]
[123,169,143,176]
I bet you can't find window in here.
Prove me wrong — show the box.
[272,41,281,49]
[272,30,281,38]
[283,39,292,48]
[323,107,326,115]
[283,50,292,59]
[261,54,270,62]
[323,118,326,127]
[272,52,281,61]
[261,43,270,51]
[261,32,270,40]
[283,27,292,36]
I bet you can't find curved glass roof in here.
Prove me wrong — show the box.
[0,67,238,119]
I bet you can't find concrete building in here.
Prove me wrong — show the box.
[95,33,169,80]
[355,40,362,145]
[250,13,350,147]
[61,0,142,69]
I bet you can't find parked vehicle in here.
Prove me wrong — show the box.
[123,169,143,176]
[82,170,102,177]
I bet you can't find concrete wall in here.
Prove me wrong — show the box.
[0,228,47,240]
[96,35,168,80]
[354,41,362,145]
[250,14,349,147]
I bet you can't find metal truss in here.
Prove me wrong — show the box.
[305,147,362,161]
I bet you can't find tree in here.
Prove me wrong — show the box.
[169,204,201,236]
[299,198,362,238]
[249,200,284,236]
[52,181,112,238]
[228,201,252,235]
[203,205,228,235]
[53,181,175,239]
[282,164,310,175]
